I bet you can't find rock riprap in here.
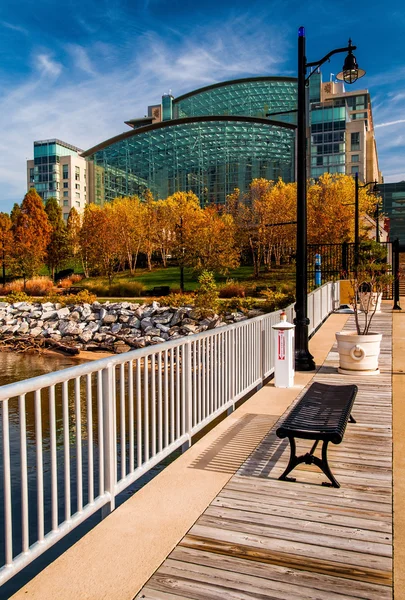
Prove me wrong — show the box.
[0,300,256,354]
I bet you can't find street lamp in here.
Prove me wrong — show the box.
[354,173,378,265]
[295,27,365,371]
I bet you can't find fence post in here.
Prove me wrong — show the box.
[181,343,193,452]
[227,328,236,415]
[101,363,116,519]
[393,238,402,310]
[342,241,348,277]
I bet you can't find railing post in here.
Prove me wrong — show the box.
[258,319,265,390]
[181,343,192,452]
[227,328,236,415]
[101,363,116,519]
[393,238,402,310]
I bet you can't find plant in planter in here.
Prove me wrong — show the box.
[336,242,393,375]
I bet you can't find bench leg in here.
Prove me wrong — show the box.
[279,436,300,482]
[312,441,340,488]
[349,414,356,423]
[279,437,340,488]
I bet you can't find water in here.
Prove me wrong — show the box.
[0,351,180,599]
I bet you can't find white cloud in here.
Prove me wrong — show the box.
[36,54,63,78]
[0,21,28,35]
[0,17,288,211]
[375,119,405,128]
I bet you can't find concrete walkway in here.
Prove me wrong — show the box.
[10,308,400,600]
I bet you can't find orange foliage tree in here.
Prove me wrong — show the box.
[11,189,52,288]
[307,173,375,243]
[79,204,120,283]
[0,212,13,285]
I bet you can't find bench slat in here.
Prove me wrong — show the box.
[277,382,358,444]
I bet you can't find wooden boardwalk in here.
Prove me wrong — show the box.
[136,311,393,600]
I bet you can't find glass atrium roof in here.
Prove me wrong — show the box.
[174,77,297,125]
[85,116,296,205]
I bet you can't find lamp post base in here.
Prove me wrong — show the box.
[295,349,316,371]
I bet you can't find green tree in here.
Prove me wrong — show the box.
[11,189,52,288]
[45,197,69,280]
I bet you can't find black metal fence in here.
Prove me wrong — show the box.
[307,241,396,300]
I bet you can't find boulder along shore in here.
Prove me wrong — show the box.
[0,300,264,355]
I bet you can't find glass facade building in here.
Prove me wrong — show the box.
[29,140,83,202]
[308,73,380,184]
[83,78,297,205]
[380,182,405,245]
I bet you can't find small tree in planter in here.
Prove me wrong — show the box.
[352,242,393,335]
[336,242,393,375]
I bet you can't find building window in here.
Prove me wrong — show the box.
[351,166,359,174]
[63,213,69,221]
[75,192,80,198]
[63,182,68,188]
[351,132,360,151]
[75,166,80,181]
[63,200,69,206]
[62,165,69,179]
[351,154,359,163]
[75,183,80,190]
[29,168,34,182]
[76,201,80,207]
[63,191,68,197]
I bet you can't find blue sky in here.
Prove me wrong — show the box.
[0,0,404,212]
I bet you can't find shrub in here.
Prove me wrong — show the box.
[63,290,97,305]
[58,278,73,289]
[220,297,256,313]
[70,274,84,284]
[260,289,291,313]
[25,277,54,296]
[6,291,31,304]
[218,279,246,298]
[43,289,97,306]
[81,281,144,297]
[107,282,145,297]
[161,292,195,307]
[0,280,24,295]
[194,271,219,316]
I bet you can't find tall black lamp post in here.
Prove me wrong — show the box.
[295,27,365,371]
[354,173,378,265]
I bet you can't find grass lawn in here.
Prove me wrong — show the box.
[74,265,295,293]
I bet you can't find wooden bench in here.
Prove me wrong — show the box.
[276,382,358,488]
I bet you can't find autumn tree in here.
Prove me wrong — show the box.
[0,212,13,285]
[189,206,240,273]
[11,189,52,288]
[110,196,145,273]
[139,190,160,271]
[67,207,82,270]
[79,204,120,283]
[45,197,69,280]
[307,173,375,244]
[160,191,202,269]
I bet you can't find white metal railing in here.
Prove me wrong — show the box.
[0,281,339,585]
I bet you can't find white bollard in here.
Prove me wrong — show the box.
[272,311,295,388]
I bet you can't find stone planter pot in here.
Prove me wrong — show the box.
[335,331,382,375]
[359,292,382,314]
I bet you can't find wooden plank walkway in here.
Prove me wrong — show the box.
[136,310,393,600]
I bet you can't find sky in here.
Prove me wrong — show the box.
[0,0,404,212]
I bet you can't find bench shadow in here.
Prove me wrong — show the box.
[188,413,278,474]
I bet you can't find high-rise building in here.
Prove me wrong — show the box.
[26,139,88,220]
[379,181,405,245]
[308,73,381,184]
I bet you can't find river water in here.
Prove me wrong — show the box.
[0,351,179,599]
